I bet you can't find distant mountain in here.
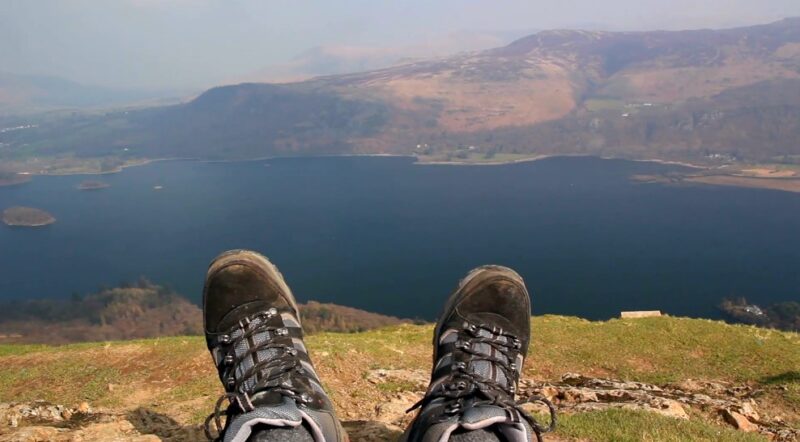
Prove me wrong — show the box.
[0,71,187,114]
[5,18,800,166]
[239,30,531,83]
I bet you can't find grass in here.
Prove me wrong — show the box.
[416,152,546,165]
[552,409,766,442]
[584,98,626,112]
[0,316,796,440]
[530,316,800,383]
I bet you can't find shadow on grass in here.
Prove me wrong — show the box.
[126,407,205,441]
[761,371,800,385]
[343,420,404,442]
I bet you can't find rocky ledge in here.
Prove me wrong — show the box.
[3,372,794,442]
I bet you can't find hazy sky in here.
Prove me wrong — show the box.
[2,0,799,90]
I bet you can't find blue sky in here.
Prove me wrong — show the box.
[1,0,799,90]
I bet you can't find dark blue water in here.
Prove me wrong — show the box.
[1,156,798,320]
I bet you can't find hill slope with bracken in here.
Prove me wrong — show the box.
[0,318,797,441]
[3,18,800,169]
[0,282,408,345]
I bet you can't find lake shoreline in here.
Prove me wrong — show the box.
[2,155,796,320]
[17,152,709,174]
[13,152,800,194]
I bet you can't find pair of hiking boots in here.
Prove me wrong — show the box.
[203,250,556,442]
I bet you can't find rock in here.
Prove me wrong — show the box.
[2,425,62,441]
[73,421,161,442]
[651,399,689,420]
[77,402,91,414]
[620,310,662,318]
[537,386,560,402]
[738,400,760,422]
[560,373,661,392]
[722,409,758,432]
[374,392,420,428]
[774,429,800,442]
[561,373,588,386]
[674,379,705,392]
[0,402,74,428]
[562,388,598,403]
[597,389,641,402]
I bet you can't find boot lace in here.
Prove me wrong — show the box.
[408,322,557,442]
[203,309,309,441]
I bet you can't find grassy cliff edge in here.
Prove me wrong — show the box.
[0,316,797,441]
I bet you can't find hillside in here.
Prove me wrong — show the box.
[0,282,408,345]
[3,19,800,174]
[0,317,797,441]
[0,72,183,114]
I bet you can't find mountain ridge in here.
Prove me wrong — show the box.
[3,18,800,171]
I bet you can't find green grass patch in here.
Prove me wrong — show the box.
[552,409,766,441]
[584,98,626,112]
[375,379,420,393]
[531,316,800,383]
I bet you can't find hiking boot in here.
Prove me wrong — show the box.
[202,250,347,442]
[403,265,556,442]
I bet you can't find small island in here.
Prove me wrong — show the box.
[2,206,56,227]
[77,180,111,191]
[0,171,31,187]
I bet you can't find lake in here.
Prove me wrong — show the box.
[1,156,798,320]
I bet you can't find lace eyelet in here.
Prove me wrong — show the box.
[276,328,289,336]
[453,362,466,371]
[223,355,234,366]
[509,362,517,371]
[299,393,312,403]
[446,403,462,414]
[226,377,235,389]
[268,307,278,316]
[220,334,231,345]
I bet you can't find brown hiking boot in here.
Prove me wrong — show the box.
[202,250,347,442]
[402,265,556,442]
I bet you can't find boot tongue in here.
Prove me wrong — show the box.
[217,300,273,331]
[462,312,519,337]
[459,315,520,392]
